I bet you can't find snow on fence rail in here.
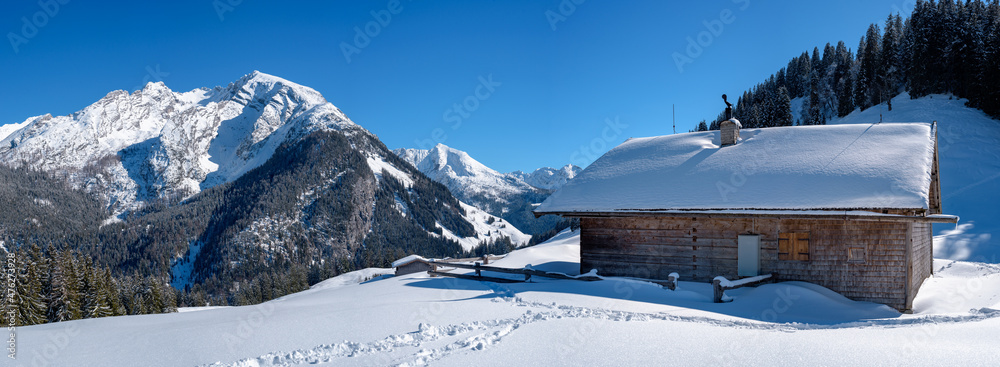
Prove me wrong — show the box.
[712,273,777,303]
[427,261,681,290]
[428,260,603,282]
[434,255,506,264]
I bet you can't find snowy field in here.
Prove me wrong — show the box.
[10,229,1000,366]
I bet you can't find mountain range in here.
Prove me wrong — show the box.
[0,71,541,304]
[394,144,580,234]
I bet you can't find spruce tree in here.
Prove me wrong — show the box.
[881,13,904,102]
[83,264,112,318]
[15,252,48,326]
[776,87,794,126]
[47,251,82,322]
[103,268,127,316]
[862,23,883,107]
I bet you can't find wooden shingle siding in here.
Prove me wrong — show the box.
[581,216,917,310]
[908,222,933,307]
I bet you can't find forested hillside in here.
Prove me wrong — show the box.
[0,129,485,324]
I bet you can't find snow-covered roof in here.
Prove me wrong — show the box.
[536,123,937,213]
[392,254,430,268]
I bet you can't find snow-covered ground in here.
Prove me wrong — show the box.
[12,229,1000,366]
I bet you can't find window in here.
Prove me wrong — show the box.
[778,232,810,261]
[847,247,867,264]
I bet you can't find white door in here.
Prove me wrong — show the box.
[738,235,760,277]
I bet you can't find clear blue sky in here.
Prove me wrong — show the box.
[0,0,911,173]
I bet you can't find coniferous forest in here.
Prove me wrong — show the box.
[714,0,1000,129]
[1,130,481,325]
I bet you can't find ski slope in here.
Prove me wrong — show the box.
[12,229,1000,366]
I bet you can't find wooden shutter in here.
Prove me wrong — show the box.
[778,233,792,260]
[778,232,810,261]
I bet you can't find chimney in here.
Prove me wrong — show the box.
[720,94,740,146]
[720,119,741,146]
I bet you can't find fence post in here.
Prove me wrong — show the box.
[667,274,678,291]
[713,279,724,303]
[475,262,481,277]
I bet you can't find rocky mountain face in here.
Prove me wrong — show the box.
[0,72,523,304]
[394,144,580,235]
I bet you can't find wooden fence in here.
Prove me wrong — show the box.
[428,260,603,282]
[712,273,776,303]
[423,259,781,301]
[427,260,682,291]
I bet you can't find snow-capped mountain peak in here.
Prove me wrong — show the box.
[510,164,582,191]
[394,144,530,200]
[0,71,361,212]
[395,143,580,195]
[393,143,581,234]
[425,143,498,177]
[224,70,329,107]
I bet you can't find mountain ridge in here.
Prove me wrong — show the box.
[0,70,358,212]
[0,71,528,306]
[393,143,580,235]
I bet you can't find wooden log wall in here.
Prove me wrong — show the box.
[580,216,920,310]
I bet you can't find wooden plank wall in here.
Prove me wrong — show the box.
[580,216,915,310]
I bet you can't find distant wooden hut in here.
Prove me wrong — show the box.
[535,122,957,311]
[392,255,437,276]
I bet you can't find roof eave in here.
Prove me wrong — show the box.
[533,210,958,223]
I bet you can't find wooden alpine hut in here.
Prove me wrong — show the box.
[534,120,957,311]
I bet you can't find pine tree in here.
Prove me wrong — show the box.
[907,0,932,97]
[775,87,794,126]
[853,35,870,110]
[806,47,825,125]
[14,249,48,326]
[881,13,904,103]
[47,251,82,322]
[837,75,854,117]
[832,41,855,117]
[862,23,883,107]
[102,268,127,316]
[83,265,112,319]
